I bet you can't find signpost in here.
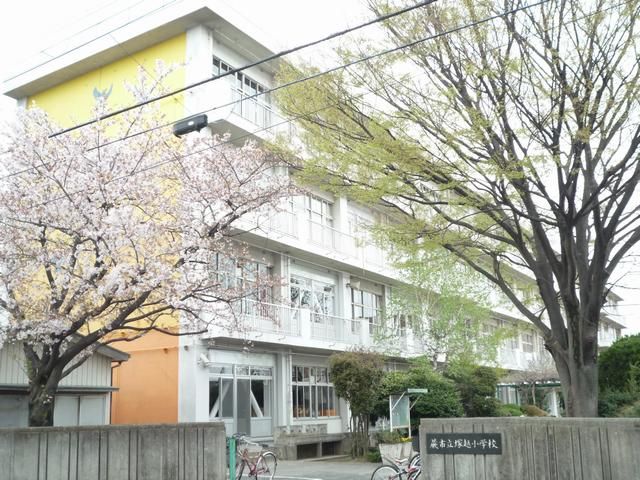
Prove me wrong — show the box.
[389,388,429,438]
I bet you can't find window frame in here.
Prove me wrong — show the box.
[522,333,534,353]
[350,286,383,330]
[291,365,338,419]
[212,55,272,126]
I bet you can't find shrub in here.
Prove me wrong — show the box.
[617,399,640,418]
[376,430,409,444]
[497,403,523,417]
[446,365,501,417]
[522,404,547,416]
[598,389,637,417]
[599,334,640,392]
[367,448,382,463]
[373,358,463,422]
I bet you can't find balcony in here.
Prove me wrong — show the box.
[206,300,400,352]
[234,300,301,337]
[497,347,547,371]
[200,75,292,139]
[236,208,392,275]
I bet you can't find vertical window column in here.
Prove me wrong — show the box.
[350,287,383,335]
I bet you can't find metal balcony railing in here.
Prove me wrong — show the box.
[234,300,301,336]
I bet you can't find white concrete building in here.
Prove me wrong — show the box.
[1,0,626,455]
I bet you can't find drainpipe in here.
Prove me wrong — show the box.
[109,361,124,424]
[287,351,292,431]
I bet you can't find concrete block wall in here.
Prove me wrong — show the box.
[420,417,640,480]
[0,422,226,480]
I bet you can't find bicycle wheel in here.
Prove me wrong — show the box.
[409,453,421,468]
[371,464,401,480]
[254,451,277,480]
[407,466,422,480]
[235,460,245,480]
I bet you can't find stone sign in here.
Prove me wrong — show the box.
[426,433,502,455]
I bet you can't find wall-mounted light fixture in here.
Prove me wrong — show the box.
[173,114,208,137]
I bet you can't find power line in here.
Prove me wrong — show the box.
[48,0,439,138]
[34,0,150,63]
[107,32,194,117]
[1,0,552,182]
[5,0,551,206]
[6,0,615,185]
[88,0,551,151]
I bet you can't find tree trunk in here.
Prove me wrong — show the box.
[552,350,599,417]
[565,363,599,417]
[28,383,56,427]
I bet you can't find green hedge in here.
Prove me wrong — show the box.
[599,334,640,391]
[373,358,464,421]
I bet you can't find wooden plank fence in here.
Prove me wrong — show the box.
[0,422,226,480]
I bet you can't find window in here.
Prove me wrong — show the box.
[212,254,272,311]
[348,212,383,264]
[212,56,233,76]
[208,364,272,419]
[291,366,337,418]
[538,335,546,353]
[391,313,409,336]
[290,275,335,321]
[298,194,334,247]
[522,333,534,353]
[348,213,367,244]
[213,56,272,127]
[351,287,383,331]
[482,323,497,337]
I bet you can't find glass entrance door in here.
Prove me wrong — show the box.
[236,378,251,434]
[209,363,274,437]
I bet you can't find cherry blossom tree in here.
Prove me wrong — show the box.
[0,90,290,426]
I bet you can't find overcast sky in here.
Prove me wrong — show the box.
[1,0,638,333]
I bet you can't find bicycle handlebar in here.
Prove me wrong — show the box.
[232,433,269,449]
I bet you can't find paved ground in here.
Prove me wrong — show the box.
[272,457,378,480]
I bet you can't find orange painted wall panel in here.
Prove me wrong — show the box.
[111,330,179,424]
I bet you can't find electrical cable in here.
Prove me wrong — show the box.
[1,0,556,183]
[48,0,439,138]
[87,0,551,151]
[6,0,623,185]
[33,0,150,63]
[1,0,553,209]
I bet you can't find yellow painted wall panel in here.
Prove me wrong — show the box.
[28,34,186,127]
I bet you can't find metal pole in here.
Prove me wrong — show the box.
[228,436,236,478]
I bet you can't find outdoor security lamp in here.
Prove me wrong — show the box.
[173,114,208,137]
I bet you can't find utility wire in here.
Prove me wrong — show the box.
[2,0,553,181]
[88,0,551,151]
[8,0,616,184]
[48,0,439,138]
[34,0,149,63]
[107,32,194,117]
[6,0,551,206]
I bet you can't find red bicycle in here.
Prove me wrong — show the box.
[233,433,278,480]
